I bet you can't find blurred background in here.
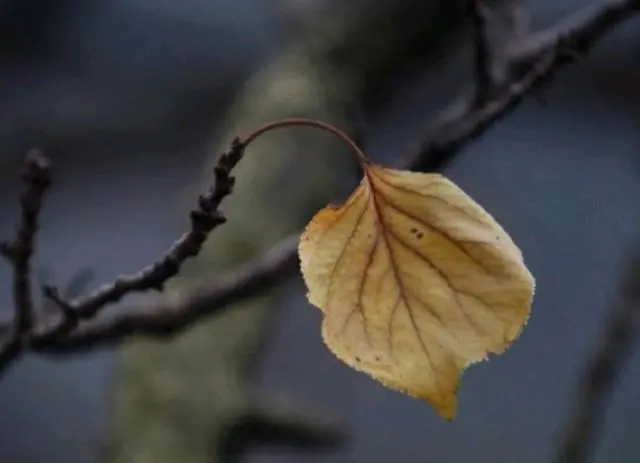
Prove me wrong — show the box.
[0,0,639,462]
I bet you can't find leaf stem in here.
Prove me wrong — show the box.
[241,118,370,167]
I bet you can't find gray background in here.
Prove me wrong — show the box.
[0,1,639,462]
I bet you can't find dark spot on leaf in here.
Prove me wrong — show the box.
[355,356,361,362]
[416,232,424,239]
[410,228,417,234]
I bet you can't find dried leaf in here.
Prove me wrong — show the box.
[299,163,535,419]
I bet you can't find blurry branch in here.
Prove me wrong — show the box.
[412,0,640,172]
[469,0,498,105]
[0,0,638,365]
[556,246,640,463]
[508,0,639,65]
[505,0,529,41]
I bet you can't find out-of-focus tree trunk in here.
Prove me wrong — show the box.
[107,1,483,462]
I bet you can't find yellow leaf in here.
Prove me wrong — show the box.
[298,163,535,420]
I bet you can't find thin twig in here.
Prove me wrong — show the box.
[44,50,553,350]
[38,138,244,339]
[555,245,640,463]
[0,267,95,338]
[0,151,51,372]
[0,139,246,373]
[0,151,51,337]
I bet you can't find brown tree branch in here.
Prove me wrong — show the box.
[0,138,245,374]
[27,0,640,353]
[555,245,640,463]
[44,44,553,352]
[1,0,639,368]
[40,0,640,352]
